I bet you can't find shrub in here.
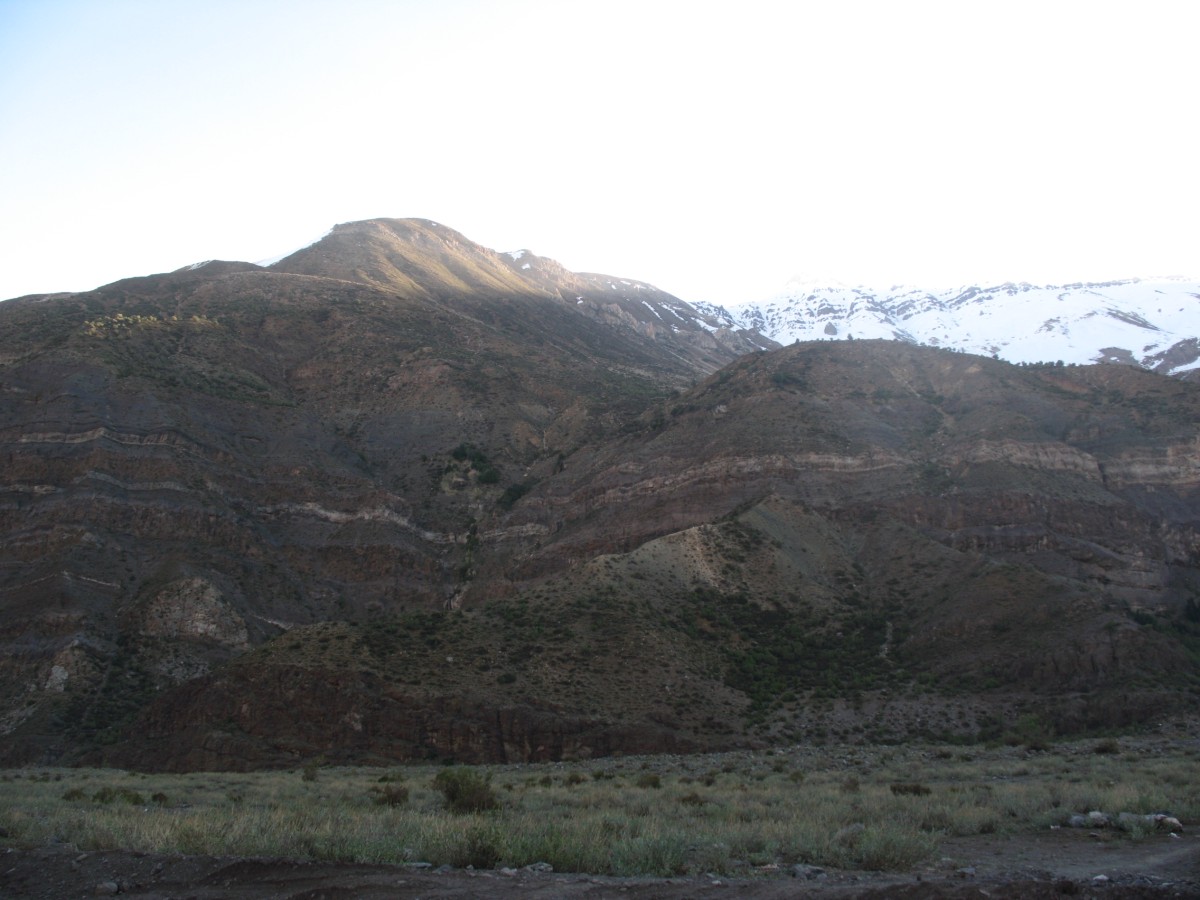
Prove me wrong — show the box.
[442,821,503,868]
[90,786,144,805]
[890,783,932,796]
[433,767,500,814]
[635,773,662,789]
[372,784,410,807]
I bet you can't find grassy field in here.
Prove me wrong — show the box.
[1,736,1196,877]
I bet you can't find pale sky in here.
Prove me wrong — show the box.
[1,0,1197,305]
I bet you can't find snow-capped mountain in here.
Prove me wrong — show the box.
[723,277,1200,376]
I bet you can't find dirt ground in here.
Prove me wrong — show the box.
[2,828,1197,899]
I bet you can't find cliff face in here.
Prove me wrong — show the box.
[3,224,1200,769]
[98,663,698,772]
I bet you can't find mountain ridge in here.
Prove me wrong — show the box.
[723,276,1200,376]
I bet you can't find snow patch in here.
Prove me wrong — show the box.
[641,300,663,320]
[1169,359,1200,376]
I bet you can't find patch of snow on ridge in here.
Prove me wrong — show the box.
[506,250,526,261]
[256,228,333,267]
[186,260,213,271]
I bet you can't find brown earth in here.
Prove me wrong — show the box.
[2,830,1197,898]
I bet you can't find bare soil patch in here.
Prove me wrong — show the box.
[4,829,1197,899]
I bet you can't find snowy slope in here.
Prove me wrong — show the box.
[725,277,1200,375]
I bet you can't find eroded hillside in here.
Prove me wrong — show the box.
[2,222,1198,769]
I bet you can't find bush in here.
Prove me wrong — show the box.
[890,783,932,796]
[91,786,144,805]
[372,784,410,807]
[433,767,500,814]
[635,773,662,789]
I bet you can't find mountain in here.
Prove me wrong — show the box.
[2,221,1198,770]
[723,277,1200,376]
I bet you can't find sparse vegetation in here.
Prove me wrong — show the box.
[3,738,1195,877]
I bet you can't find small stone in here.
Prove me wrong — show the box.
[1092,874,1110,883]
[93,882,120,896]
[1155,814,1184,832]
[498,867,518,877]
[956,866,976,878]
[792,864,825,880]
[524,862,553,873]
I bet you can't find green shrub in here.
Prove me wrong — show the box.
[635,773,662,789]
[433,767,500,814]
[91,786,144,805]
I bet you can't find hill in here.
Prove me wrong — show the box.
[1,221,1198,769]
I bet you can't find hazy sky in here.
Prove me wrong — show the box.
[2,0,1196,305]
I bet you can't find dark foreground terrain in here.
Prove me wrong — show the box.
[3,829,1198,899]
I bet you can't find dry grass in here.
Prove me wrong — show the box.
[0,737,1195,877]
